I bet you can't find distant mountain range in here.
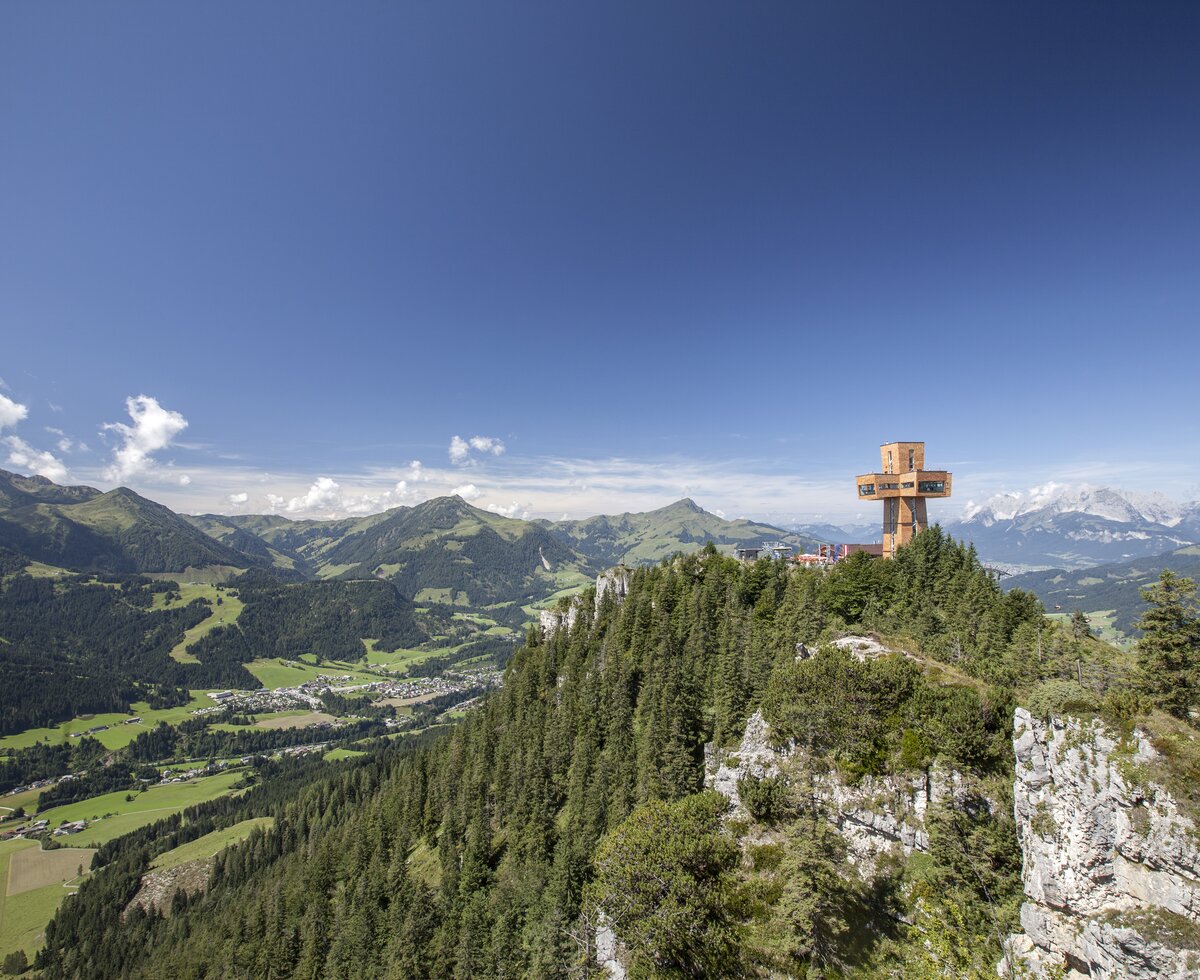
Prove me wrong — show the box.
[8,466,1197,601]
[0,470,819,614]
[0,470,255,574]
[945,486,1200,570]
[792,485,1200,572]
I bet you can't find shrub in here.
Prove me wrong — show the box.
[1026,680,1099,720]
[738,773,788,822]
[2,949,28,975]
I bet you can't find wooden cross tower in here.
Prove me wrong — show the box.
[854,441,952,558]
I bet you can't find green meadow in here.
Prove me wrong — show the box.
[150,817,275,872]
[34,770,247,848]
[244,658,380,690]
[0,691,219,754]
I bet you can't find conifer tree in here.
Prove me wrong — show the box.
[1136,570,1200,718]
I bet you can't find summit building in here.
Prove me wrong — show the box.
[855,441,952,558]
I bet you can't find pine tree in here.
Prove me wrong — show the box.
[1136,571,1200,718]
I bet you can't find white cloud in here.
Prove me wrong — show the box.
[57,438,73,452]
[228,492,249,505]
[486,500,527,519]
[0,394,28,432]
[4,436,68,482]
[449,434,505,465]
[469,435,505,456]
[406,460,424,481]
[285,476,342,513]
[178,474,191,486]
[264,476,417,518]
[451,483,481,501]
[102,395,189,483]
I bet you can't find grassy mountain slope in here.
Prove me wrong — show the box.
[1005,544,1200,642]
[0,474,256,574]
[542,497,822,565]
[316,497,595,607]
[185,514,314,577]
[208,498,600,608]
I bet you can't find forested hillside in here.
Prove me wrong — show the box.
[39,529,1145,979]
[1006,544,1200,641]
[0,572,428,734]
[0,575,218,734]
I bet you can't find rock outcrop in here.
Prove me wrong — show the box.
[1008,707,1200,978]
[594,566,630,615]
[706,712,969,874]
[538,604,579,636]
[124,857,214,919]
[544,567,631,637]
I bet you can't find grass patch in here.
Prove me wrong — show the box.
[1139,712,1200,824]
[21,562,71,579]
[254,711,336,730]
[5,846,94,896]
[323,748,365,762]
[33,770,246,848]
[1100,906,1200,950]
[151,817,274,872]
[244,658,379,690]
[143,566,244,585]
[361,641,445,674]
[158,584,245,663]
[0,838,89,963]
[0,691,220,753]
[414,587,455,605]
[406,840,442,889]
[0,788,43,819]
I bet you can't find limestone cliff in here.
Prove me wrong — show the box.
[594,566,630,615]
[706,711,972,874]
[538,604,578,635]
[543,568,631,637]
[1008,707,1200,978]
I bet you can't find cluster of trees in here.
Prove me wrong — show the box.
[0,736,105,793]
[38,531,1056,979]
[0,575,214,734]
[201,575,426,663]
[125,717,388,765]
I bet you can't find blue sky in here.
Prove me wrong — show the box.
[2,2,1198,524]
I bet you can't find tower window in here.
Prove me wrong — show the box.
[908,449,914,470]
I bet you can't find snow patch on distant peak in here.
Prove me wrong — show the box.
[961,484,1185,527]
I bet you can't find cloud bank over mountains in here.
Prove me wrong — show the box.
[0,384,1196,526]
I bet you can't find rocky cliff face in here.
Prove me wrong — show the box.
[124,857,214,919]
[538,604,578,635]
[594,567,630,615]
[705,711,972,874]
[1008,707,1200,978]
[543,568,631,638]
